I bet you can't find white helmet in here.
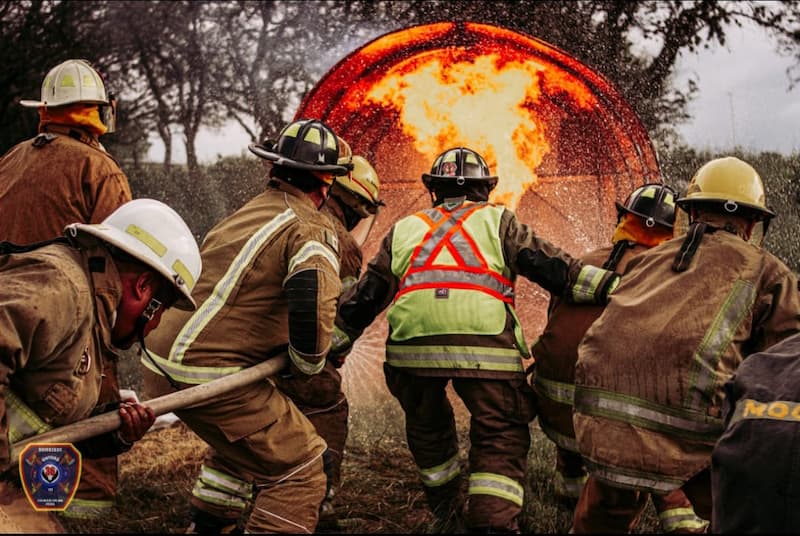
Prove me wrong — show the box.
[65,199,202,311]
[21,59,117,132]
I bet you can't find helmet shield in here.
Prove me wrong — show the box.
[349,213,377,247]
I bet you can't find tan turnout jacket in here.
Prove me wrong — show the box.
[0,124,131,244]
[0,244,121,467]
[574,219,800,493]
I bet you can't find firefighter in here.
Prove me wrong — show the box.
[572,156,800,532]
[531,182,708,532]
[0,198,200,481]
[0,58,133,520]
[711,331,800,533]
[330,147,621,533]
[142,119,348,534]
[274,138,383,526]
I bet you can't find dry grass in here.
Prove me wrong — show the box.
[60,385,660,534]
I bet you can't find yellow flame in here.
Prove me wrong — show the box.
[364,52,585,210]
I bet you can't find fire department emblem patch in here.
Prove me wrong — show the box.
[19,443,82,511]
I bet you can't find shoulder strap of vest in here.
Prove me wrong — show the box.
[603,240,635,271]
[0,236,70,255]
[672,222,714,273]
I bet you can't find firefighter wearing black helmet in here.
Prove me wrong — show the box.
[532,183,708,532]
[143,119,348,534]
[329,146,620,532]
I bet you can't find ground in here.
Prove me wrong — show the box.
[58,382,660,534]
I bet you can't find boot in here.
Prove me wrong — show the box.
[184,507,242,534]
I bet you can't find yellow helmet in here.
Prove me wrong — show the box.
[331,155,383,218]
[676,156,775,220]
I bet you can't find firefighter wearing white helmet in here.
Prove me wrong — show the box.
[330,146,620,532]
[572,157,800,532]
[143,118,346,533]
[0,58,133,521]
[1,59,130,246]
[0,199,201,496]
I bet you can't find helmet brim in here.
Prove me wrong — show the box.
[676,195,776,219]
[66,223,197,311]
[248,143,349,175]
[422,174,498,188]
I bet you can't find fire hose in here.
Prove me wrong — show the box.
[6,353,288,470]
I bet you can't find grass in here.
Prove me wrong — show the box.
[59,383,660,534]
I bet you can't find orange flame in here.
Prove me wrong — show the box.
[357,50,597,210]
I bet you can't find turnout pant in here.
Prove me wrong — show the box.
[274,360,349,497]
[572,470,711,533]
[384,365,536,532]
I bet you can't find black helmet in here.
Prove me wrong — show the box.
[616,182,676,228]
[248,119,349,181]
[422,147,498,191]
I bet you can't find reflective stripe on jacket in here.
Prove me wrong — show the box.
[574,226,800,493]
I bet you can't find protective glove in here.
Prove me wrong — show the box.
[327,325,353,369]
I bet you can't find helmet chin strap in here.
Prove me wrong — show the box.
[137,297,181,391]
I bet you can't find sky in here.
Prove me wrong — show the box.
[146,21,800,164]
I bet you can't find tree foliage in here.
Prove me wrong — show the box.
[2,1,800,166]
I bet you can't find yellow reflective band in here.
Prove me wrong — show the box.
[468,472,524,507]
[554,472,587,499]
[60,498,113,519]
[141,350,243,385]
[572,265,606,303]
[60,74,76,88]
[199,465,253,498]
[658,507,709,532]
[192,481,248,510]
[419,454,461,487]
[171,209,295,364]
[172,258,194,289]
[729,398,800,425]
[6,390,52,443]
[283,122,301,138]
[386,344,524,372]
[685,279,755,410]
[288,346,326,376]
[538,421,578,452]
[303,127,321,145]
[535,375,574,405]
[81,74,97,88]
[287,240,339,276]
[125,224,167,256]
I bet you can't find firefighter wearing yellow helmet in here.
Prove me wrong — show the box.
[329,146,620,532]
[0,58,132,521]
[571,157,800,532]
[274,138,383,527]
[0,199,200,527]
[143,118,348,533]
[532,183,707,532]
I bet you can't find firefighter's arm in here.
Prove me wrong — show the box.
[283,226,342,378]
[750,269,800,352]
[329,232,397,366]
[74,398,155,458]
[503,210,620,304]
